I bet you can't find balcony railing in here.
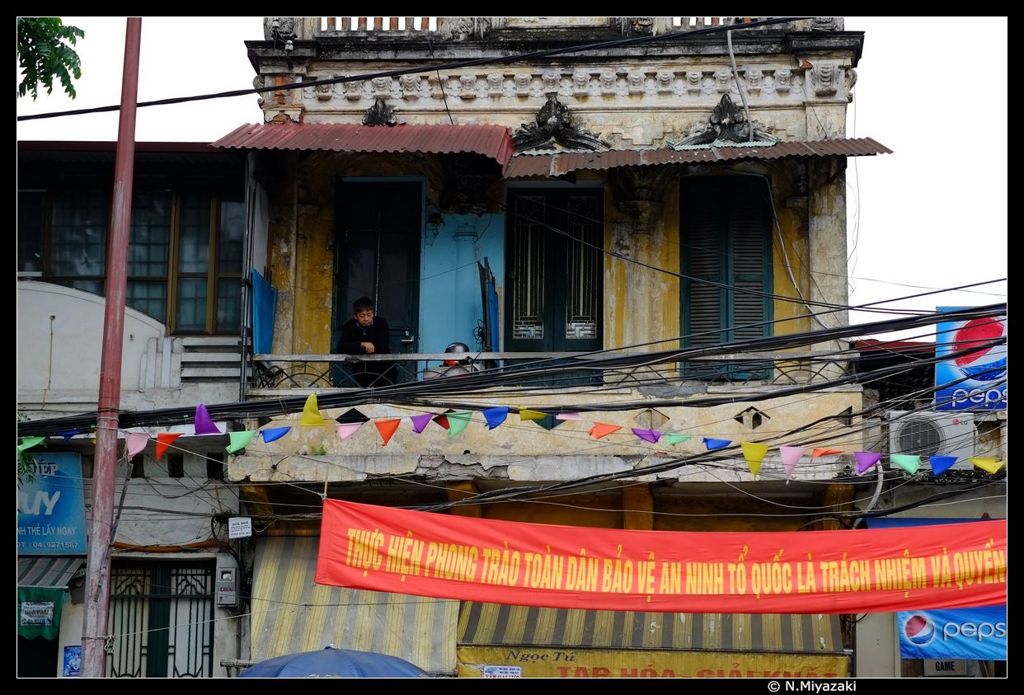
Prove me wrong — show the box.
[246,349,850,397]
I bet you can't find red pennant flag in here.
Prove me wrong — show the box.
[589,423,621,440]
[156,433,183,460]
[375,419,401,446]
[811,447,843,459]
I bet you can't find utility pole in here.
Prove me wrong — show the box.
[82,17,141,678]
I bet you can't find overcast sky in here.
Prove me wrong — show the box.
[16,17,1007,336]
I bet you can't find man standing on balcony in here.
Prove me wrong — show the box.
[336,297,394,387]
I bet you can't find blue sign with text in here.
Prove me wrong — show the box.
[898,606,1006,660]
[17,452,87,555]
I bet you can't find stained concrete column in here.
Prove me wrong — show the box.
[808,158,849,381]
[453,220,480,347]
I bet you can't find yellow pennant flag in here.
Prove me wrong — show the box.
[970,457,1005,474]
[741,442,770,477]
[519,409,546,422]
[299,393,326,426]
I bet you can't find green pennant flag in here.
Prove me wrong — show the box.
[890,454,921,474]
[226,430,257,454]
[447,411,472,437]
[664,433,691,446]
[17,436,46,454]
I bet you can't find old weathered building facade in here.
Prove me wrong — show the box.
[216,16,886,677]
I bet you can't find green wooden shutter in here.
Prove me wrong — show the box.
[681,177,772,379]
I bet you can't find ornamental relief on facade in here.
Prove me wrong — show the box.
[296,66,833,109]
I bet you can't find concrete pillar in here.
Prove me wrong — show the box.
[453,221,480,347]
[808,158,849,380]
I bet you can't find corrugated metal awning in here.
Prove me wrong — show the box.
[504,137,891,178]
[213,123,516,168]
[458,602,843,654]
[18,556,85,589]
[250,537,458,675]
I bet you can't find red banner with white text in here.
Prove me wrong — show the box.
[316,500,1006,613]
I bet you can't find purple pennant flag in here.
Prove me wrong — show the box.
[410,413,434,434]
[194,404,222,435]
[631,428,661,444]
[929,455,958,476]
[854,451,882,474]
[703,437,731,451]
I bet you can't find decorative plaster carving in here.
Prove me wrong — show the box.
[627,71,645,95]
[316,83,333,102]
[253,76,265,106]
[371,77,392,98]
[621,17,655,35]
[845,68,857,102]
[459,75,479,99]
[600,69,617,95]
[656,71,674,94]
[572,70,591,96]
[810,64,838,97]
[439,17,491,40]
[512,95,608,151]
[343,80,364,100]
[541,71,560,94]
[745,67,763,95]
[811,16,840,31]
[514,73,532,96]
[676,94,776,145]
[686,71,702,95]
[399,74,419,98]
[362,97,398,126]
[487,73,503,97]
[715,69,733,93]
[775,68,792,94]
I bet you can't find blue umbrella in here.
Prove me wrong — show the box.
[238,646,429,678]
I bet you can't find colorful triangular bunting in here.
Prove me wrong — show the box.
[890,453,921,474]
[155,433,182,459]
[703,437,731,451]
[632,428,661,444]
[17,436,46,454]
[194,404,222,435]
[483,407,509,430]
[125,432,149,458]
[741,442,769,477]
[336,423,362,440]
[779,445,805,477]
[410,413,434,434]
[299,393,325,426]
[970,457,1005,474]
[376,419,401,446]
[226,430,257,454]
[589,423,621,440]
[447,412,472,437]
[929,455,958,475]
[260,427,291,443]
[854,451,882,474]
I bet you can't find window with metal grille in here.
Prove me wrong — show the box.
[680,176,773,379]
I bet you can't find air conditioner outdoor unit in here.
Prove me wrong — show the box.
[887,411,976,470]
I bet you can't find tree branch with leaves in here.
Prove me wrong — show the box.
[17,17,85,100]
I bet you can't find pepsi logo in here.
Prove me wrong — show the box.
[904,614,935,646]
[952,318,1006,381]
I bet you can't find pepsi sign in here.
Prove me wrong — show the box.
[898,607,1006,660]
[935,309,1006,411]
